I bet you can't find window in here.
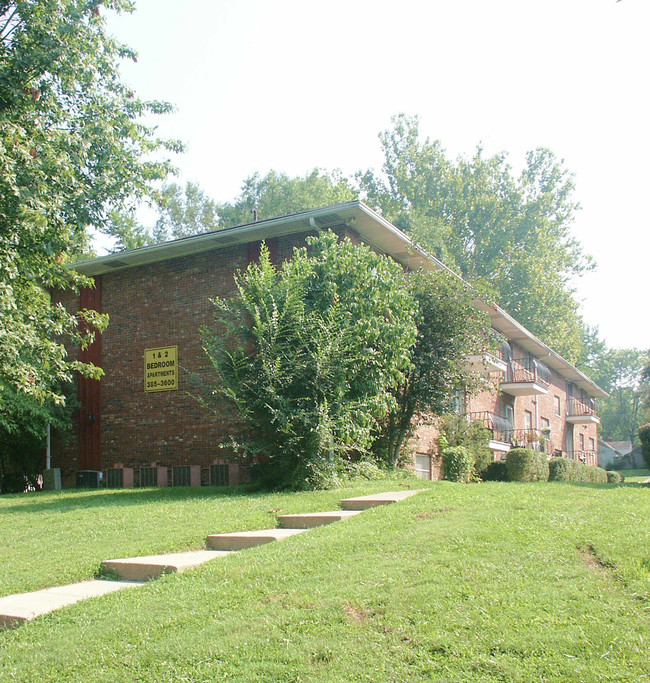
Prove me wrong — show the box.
[554,395,561,417]
[541,417,550,431]
[415,454,431,480]
[589,438,595,453]
[524,410,533,430]
[579,433,585,451]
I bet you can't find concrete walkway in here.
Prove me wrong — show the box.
[0,580,145,629]
[0,489,422,629]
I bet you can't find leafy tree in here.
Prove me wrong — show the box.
[358,114,592,361]
[590,348,648,445]
[153,181,219,241]
[0,382,73,492]
[107,181,219,250]
[217,169,358,228]
[638,424,650,469]
[0,0,178,405]
[437,413,493,478]
[201,232,417,489]
[372,269,493,467]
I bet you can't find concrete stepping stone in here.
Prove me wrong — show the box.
[206,527,306,550]
[340,490,423,510]
[101,549,231,581]
[0,579,143,629]
[277,510,363,529]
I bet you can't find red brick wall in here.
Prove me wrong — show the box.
[465,340,599,465]
[52,226,601,481]
[52,227,356,480]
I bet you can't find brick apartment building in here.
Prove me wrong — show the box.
[53,202,606,487]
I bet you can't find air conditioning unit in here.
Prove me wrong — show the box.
[76,470,103,488]
[210,464,230,487]
[172,465,201,487]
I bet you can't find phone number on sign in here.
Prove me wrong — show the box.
[146,379,176,389]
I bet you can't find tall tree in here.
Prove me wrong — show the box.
[153,181,219,241]
[372,269,493,467]
[217,169,358,228]
[358,114,593,361]
[590,348,647,445]
[0,0,179,406]
[202,233,416,489]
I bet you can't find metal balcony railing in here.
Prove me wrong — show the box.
[496,340,512,362]
[566,397,597,418]
[468,411,513,444]
[565,450,598,466]
[504,357,551,388]
[508,428,554,455]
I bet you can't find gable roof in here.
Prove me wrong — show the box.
[72,201,607,398]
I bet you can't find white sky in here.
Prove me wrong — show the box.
[104,0,650,350]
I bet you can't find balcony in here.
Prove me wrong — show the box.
[465,352,508,374]
[565,450,598,467]
[465,340,510,375]
[468,411,514,452]
[509,428,554,455]
[566,398,600,425]
[500,357,551,396]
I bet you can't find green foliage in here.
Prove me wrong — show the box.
[506,448,549,482]
[0,0,177,406]
[548,457,579,482]
[0,382,73,492]
[374,271,493,466]
[358,114,592,362]
[589,348,647,445]
[480,460,508,481]
[607,471,624,485]
[639,424,650,469]
[441,445,474,483]
[339,460,387,482]
[438,413,493,478]
[547,457,609,484]
[154,181,219,241]
[202,232,417,489]
[217,168,358,228]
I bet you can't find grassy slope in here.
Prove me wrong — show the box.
[0,478,425,597]
[1,481,649,682]
[620,468,650,483]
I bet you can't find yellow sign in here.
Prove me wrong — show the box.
[144,345,178,392]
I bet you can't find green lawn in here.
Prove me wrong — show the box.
[0,477,426,597]
[1,480,648,681]
[618,468,650,483]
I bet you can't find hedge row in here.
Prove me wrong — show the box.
[505,448,549,482]
[548,457,609,483]
[504,449,616,484]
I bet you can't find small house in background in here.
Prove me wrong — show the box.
[52,202,606,487]
[599,439,644,470]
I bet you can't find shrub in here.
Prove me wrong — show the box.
[639,424,650,469]
[202,233,418,489]
[480,460,507,481]
[438,414,492,480]
[505,448,549,482]
[442,446,474,483]
[607,470,624,484]
[548,457,610,484]
[579,463,608,484]
[341,460,386,481]
[549,457,579,482]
